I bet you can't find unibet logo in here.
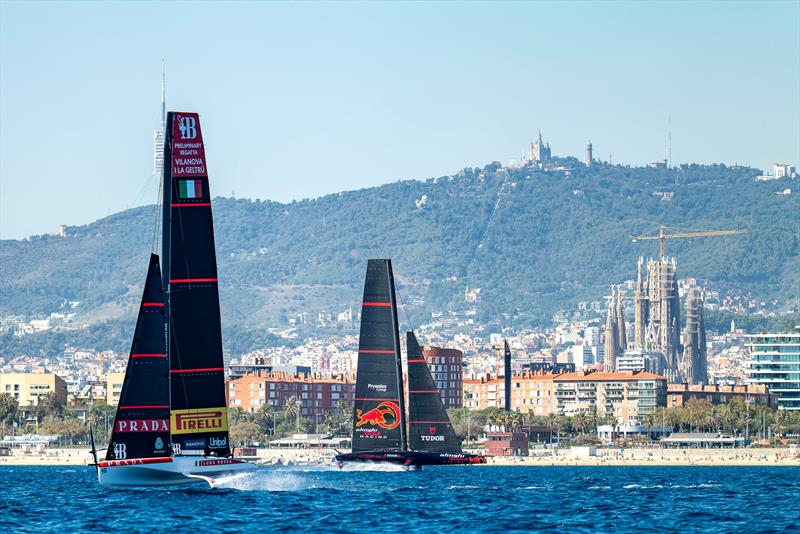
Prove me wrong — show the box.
[170,408,228,435]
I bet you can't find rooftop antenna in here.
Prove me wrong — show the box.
[161,59,166,128]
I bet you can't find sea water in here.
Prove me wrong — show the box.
[1,465,798,532]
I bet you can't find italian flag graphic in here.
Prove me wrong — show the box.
[179,179,203,199]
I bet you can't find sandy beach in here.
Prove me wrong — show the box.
[2,447,798,467]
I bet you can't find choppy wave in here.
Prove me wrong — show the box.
[1,465,797,533]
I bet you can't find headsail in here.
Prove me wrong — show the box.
[162,112,230,457]
[351,259,406,453]
[406,331,462,454]
[105,254,170,461]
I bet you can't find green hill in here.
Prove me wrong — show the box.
[1,159,797,356]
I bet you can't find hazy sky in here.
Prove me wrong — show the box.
[1,1,798,240]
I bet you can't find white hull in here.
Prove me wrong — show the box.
[97,456,257,487]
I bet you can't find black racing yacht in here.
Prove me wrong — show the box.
[335,259,486,469]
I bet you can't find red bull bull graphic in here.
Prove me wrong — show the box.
[355,401,400,430]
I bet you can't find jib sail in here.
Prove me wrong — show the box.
[406,331,462,454]
[105,254,170,461]
[351,259,407,453]
[162,111,230,457]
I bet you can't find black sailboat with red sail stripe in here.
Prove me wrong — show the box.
[97,112,255,486]
[335,259,485,468]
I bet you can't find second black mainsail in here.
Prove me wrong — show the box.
[105,254,170,461]
[162,112,230,457]
[407,331,462,454]
[351,259,407,452]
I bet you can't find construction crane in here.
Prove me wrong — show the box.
[631,225,747,259]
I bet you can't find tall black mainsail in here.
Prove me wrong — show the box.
[105,254,170,461]
[351,259,407,452]
[162,112,230,457]
[406,331,462,454]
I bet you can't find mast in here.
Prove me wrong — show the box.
[387,262,407,451]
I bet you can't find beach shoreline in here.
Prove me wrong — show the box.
[2,447,798,467]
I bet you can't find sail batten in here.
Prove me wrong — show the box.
[105,254,170,462]
[162,112,230,457]
[406,331,462,454]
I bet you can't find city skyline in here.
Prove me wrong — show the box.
[1,1,798,239]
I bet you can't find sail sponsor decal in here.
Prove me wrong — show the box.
[114,419,169,433]
[170,407,228,435]
[355,401,400,430]
[112,442,127,459]
[209,436,227,449]
[178,179,203,199]
[171,113,206,177]
[183,439,205,450]
[367,383,387,393]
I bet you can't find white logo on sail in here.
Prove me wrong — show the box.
[178,116,197,140]
[113,442,127,459]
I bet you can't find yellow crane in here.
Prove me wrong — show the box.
[631,225,747,259]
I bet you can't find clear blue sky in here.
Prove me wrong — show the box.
[1,1,798,240]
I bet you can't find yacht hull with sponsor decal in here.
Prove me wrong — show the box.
[97,455,257,487]
[334,450,486,468]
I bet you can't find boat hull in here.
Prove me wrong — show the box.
[335,450,486,468]
[97,456,257,487]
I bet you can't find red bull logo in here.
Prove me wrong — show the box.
[355,401,400,430]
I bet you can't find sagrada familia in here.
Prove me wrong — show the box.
[604,257,708,384]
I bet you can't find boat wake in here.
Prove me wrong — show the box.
[210,471,317,492]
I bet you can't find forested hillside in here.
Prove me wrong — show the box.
[1,159,797,355]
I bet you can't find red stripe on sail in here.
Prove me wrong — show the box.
[131,353,167,358]
[407,359,426,363]
[408,390,439,393]
[362,302,392,307]
[409,421,451,424]
[118,405,170,409]
[142,302,164,307]
[169,367,224,374]
[171,203,211,207]
[355,398,400,401]
[358,349,396,354]
[169,278,218,283]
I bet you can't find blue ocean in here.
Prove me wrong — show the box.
[1,465,798,532]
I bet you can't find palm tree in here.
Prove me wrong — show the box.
[254,404,273,435]
[284,396,300,432]
[574,412,589,435]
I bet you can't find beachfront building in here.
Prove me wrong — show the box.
[554,371,667,424]
[745,332,800,410]
[667,383,777,409]
[422,346,463,408]
[0,372,67,407]
[105,372,125,406]
[463,372,560,415]
[226,371,355,427]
